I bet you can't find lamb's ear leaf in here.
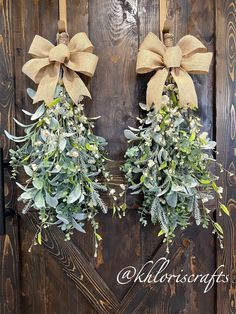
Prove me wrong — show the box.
[67,184,81,204]
[72,219,86,233]
[165,191,177,208]
[4,130,29,142]
[13,118,36,128]
[23,165,33,177]
[27,88,36,99]
[31,104,45,121]
[124,130,139,140]
[34,191,45,208]
[139,103,147,111]
[45,192,58,209]
[22,109,33,116]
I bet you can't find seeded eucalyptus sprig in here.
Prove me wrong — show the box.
[123,78,231,252]
[5,85,111,254]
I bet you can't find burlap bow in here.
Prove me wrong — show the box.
[22,32,98,105]
[136,32,213,111]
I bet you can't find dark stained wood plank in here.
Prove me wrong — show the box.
[137,0,164,268]
[66,0,95,264]
[2,0,222,313]
[88,0,142,301]
[116,230,186,313]
[19,220,47,314]
[0,0,15,153]
[65,2,97,311]
[0,0,20,313]
[44,251,69,314]
[67,0,89,34]
[13,0,40,138]
[12,2,47,314]
[137,1,216,313]
[67,277,97,314]
[216,1,236,313]
[88,0,139,160]
[0,216,20,314]
[27,212,120,314]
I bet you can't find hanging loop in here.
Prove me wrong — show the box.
[58,0,67,33]
[160,0,173,43]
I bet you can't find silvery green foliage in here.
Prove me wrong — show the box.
[5,85,110,247]
[123,79,229,252]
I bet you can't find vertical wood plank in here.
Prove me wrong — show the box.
[137,0,216,313]
[88,0,139,160]
[0,0,20,313]
[66,1,97,311]
[19,222,47,314]
[88,0,141,300]
[216,1,236,313]
[12,1,47,313]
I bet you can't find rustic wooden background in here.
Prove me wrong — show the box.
[0,0,235,313]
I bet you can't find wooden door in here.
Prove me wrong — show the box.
[0,0,235,313]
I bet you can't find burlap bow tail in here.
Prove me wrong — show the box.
[22,33,98,104]
[136,32,213,111]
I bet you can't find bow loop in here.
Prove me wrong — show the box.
[136,32,212,111]
[68,32,94,53]
[22,32,98,105]
[29,35,54,57]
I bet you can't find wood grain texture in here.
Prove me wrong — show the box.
[0,0,15,153]
[136,1,216,313]
[88,0,139,160]
[0,0,20,313]
[0,0,233,313]
[27,213,120,314]
[0,216,20,314]
[88,0,142,302]
[216,1,236,313]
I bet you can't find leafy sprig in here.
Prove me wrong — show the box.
[6,85,111,254]
[123,78,231,252]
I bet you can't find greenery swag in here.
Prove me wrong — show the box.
[5,85,114,253]
[123,77,231,252]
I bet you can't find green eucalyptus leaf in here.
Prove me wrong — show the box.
[4,130,29,143]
